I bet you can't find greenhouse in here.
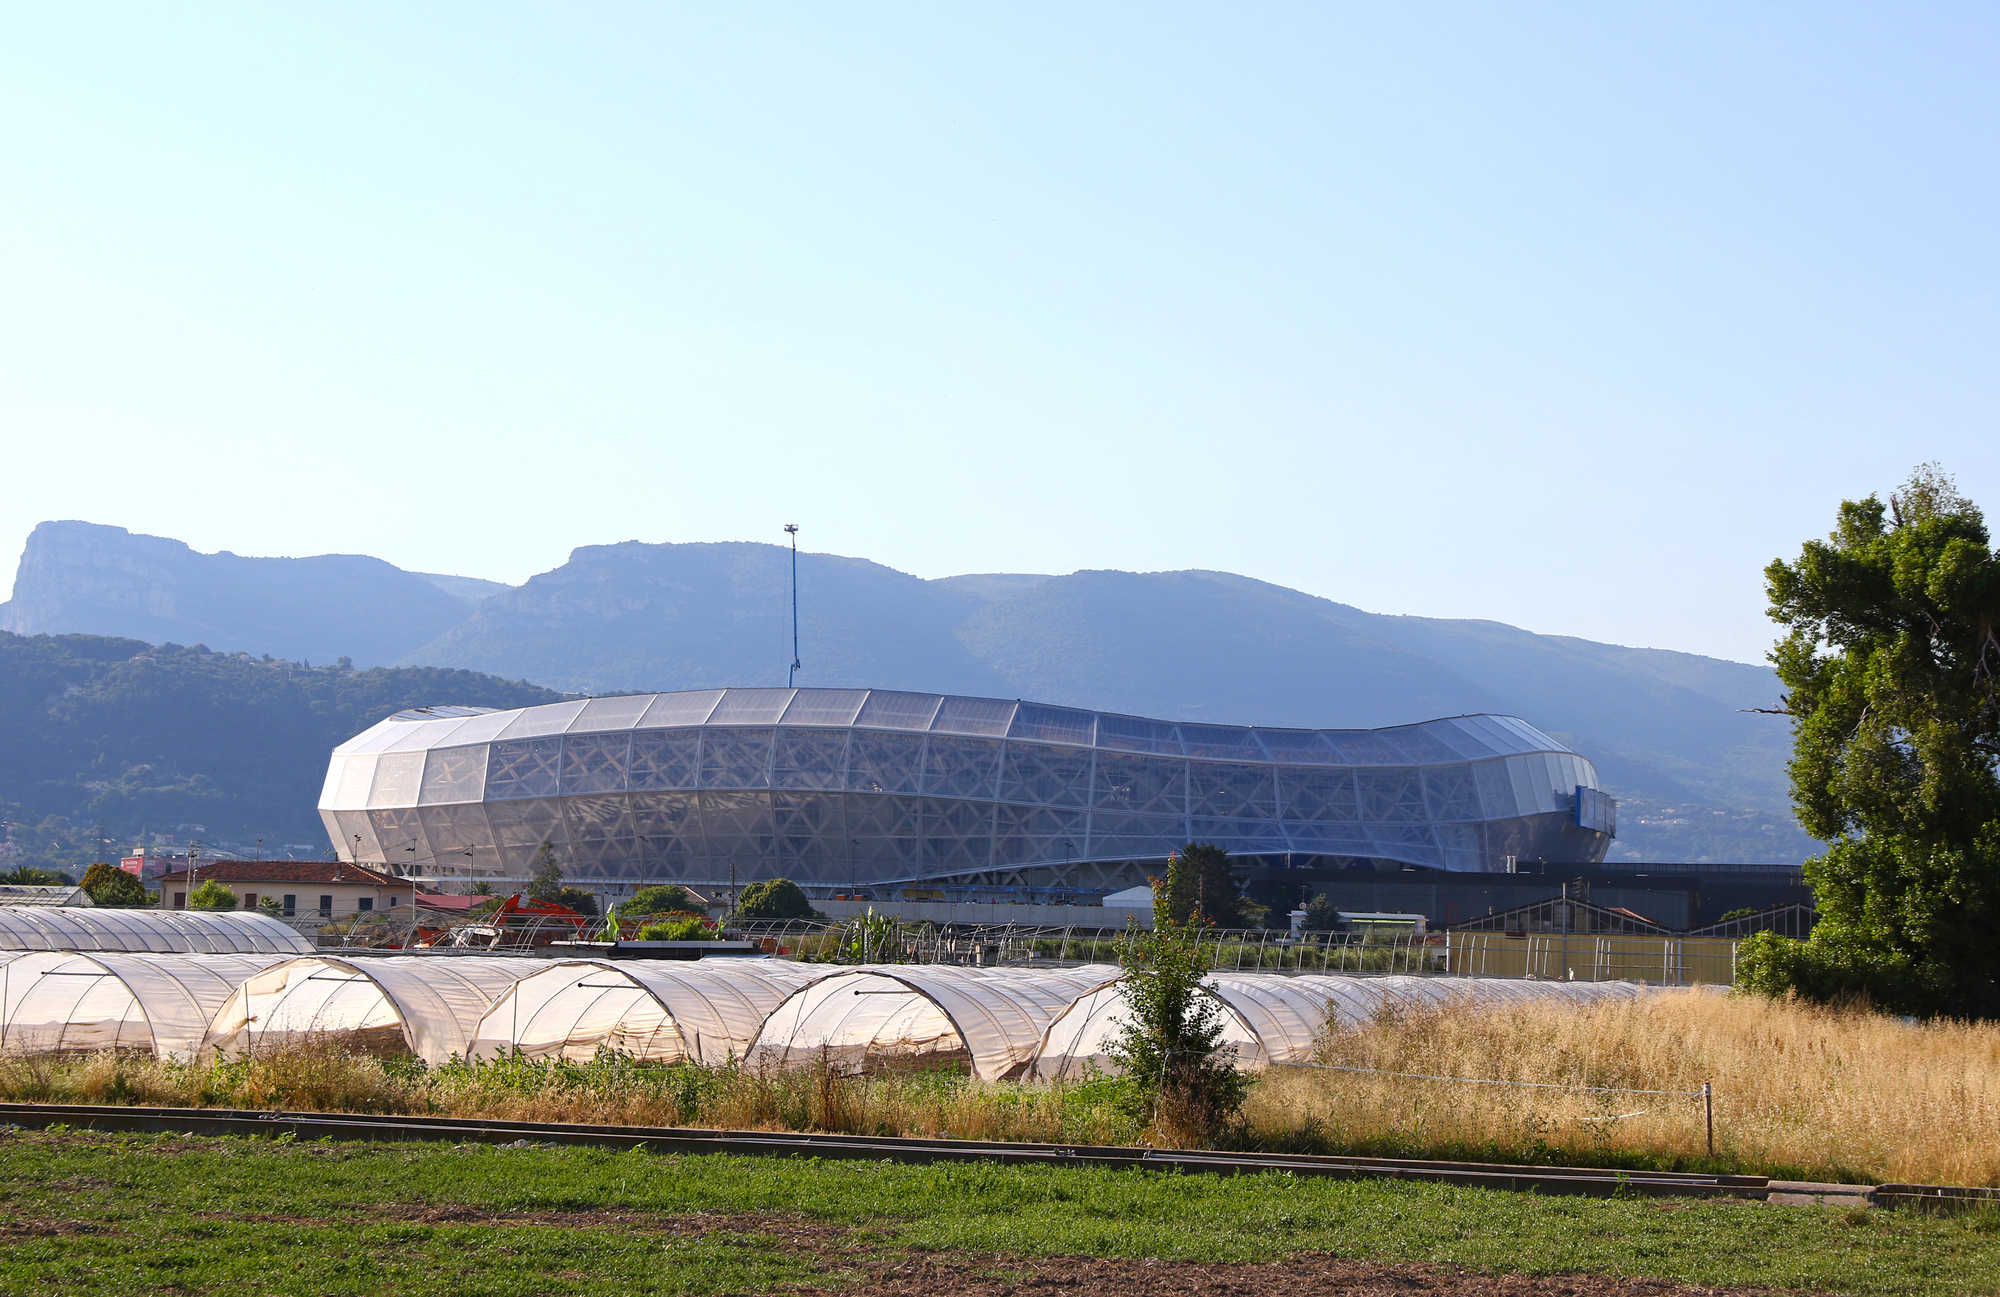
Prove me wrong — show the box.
[1029,973,1650,1079]
[468,958,826,1065]
[0,952,288,1060]
[202,956,542,1065]
[747,964,1120,1081]
[0,907,312,955]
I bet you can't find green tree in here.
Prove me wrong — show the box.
[627,884,695,915]
[186,879,236,910]
[1741,465,2000,1018]
[1107,881,1249,1143]
[80,862,148,907]
[1156,843,1248,928]
[1300,893,1343,933]
[736,877,817,920]
[0,865,73,886]
[526,840,564,903]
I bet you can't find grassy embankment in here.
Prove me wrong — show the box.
[3,1129,1998,1296]
[3,989,1997,1186]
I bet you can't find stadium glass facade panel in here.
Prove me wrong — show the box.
[321,689,1617,890]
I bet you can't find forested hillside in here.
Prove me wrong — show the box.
[0,633,563,874]
[3,525,1818,863]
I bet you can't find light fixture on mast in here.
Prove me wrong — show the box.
[784,523,801,687]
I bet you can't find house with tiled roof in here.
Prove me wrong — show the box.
[154,860,443,920]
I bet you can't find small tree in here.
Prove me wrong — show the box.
[1106,882,1248,1144]
[187,879,236,911]
[81,863,148,908]
[736,877,817,920]
[526,840,564,902]
[627,884,695,915]
[1300,893,1343,933]
[257,896,284,917]
[1156,843,1248,928]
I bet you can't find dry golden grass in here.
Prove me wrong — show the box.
[0,1041,1135,1148]
[5,991,1997,1185]
[1246,989,2000,1185]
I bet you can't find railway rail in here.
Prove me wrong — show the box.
[0,1099,1841,1203]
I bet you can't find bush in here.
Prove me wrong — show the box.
[187,879,236,911]
[1735,930,1905,1008]
[627,884,695,915]
[1108,883,1248,1144]
[635,913,714,941]
[736,878,816,920]
[80,862,148,908]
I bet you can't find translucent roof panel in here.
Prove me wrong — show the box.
[1008,704,1096,747]
[496,701,590,740]
[1421,720,1504,761]
[0,952,286,1060]
[567,695,658,733]
[1378,726,1464,764]
[0,908,312,955]
[436,709,521,747]
[706,689,797,725]
[1093,713,1183,755]
[203,955,542,1066]
[1319,730,1407,764]
[1256,729,1336,764]
[749,964,1116,1082]
[778,690,869,727]
[929,696,1017,737]
[1178,725,1268,761]
[381,715,472,753]
[853,691,944,731]
[468,958,825,1066]
[638,691,725,727]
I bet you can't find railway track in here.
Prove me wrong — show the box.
[0,1099,1795,1201]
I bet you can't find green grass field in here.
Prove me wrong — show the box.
[2,1130,1997,1296]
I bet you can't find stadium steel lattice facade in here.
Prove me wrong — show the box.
[319,688,1617,893]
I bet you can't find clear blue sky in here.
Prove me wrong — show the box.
[3,3,1993,666]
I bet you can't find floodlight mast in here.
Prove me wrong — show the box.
[785,524,801,687]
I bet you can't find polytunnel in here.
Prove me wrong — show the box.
[468,958,827,1066]
[747,964,1120,1082]
[0,907,312,955]
[202,956,541,1065]
[0,953,288,1060]
[1029,973,1651,1080]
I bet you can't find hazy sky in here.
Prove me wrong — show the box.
[3,3,1993,666]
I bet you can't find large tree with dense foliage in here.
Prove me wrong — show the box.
[1738,466,2000,1018]
[735,877,817,921]
[80,862,148,907]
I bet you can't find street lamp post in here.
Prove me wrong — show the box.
[784,524,801,686]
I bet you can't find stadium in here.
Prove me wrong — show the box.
[317,688,1616,896]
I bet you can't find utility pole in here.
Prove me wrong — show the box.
[785,523,801,686]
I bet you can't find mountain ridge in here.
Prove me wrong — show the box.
[1,521,1811,863]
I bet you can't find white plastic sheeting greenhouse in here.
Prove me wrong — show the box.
[0,953,290,1060]
[747,964,1121,1082]
[469,959,827,1066]
[0,907,311,955]
[203,956,542,1065]
[1030,974,1651,1080]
